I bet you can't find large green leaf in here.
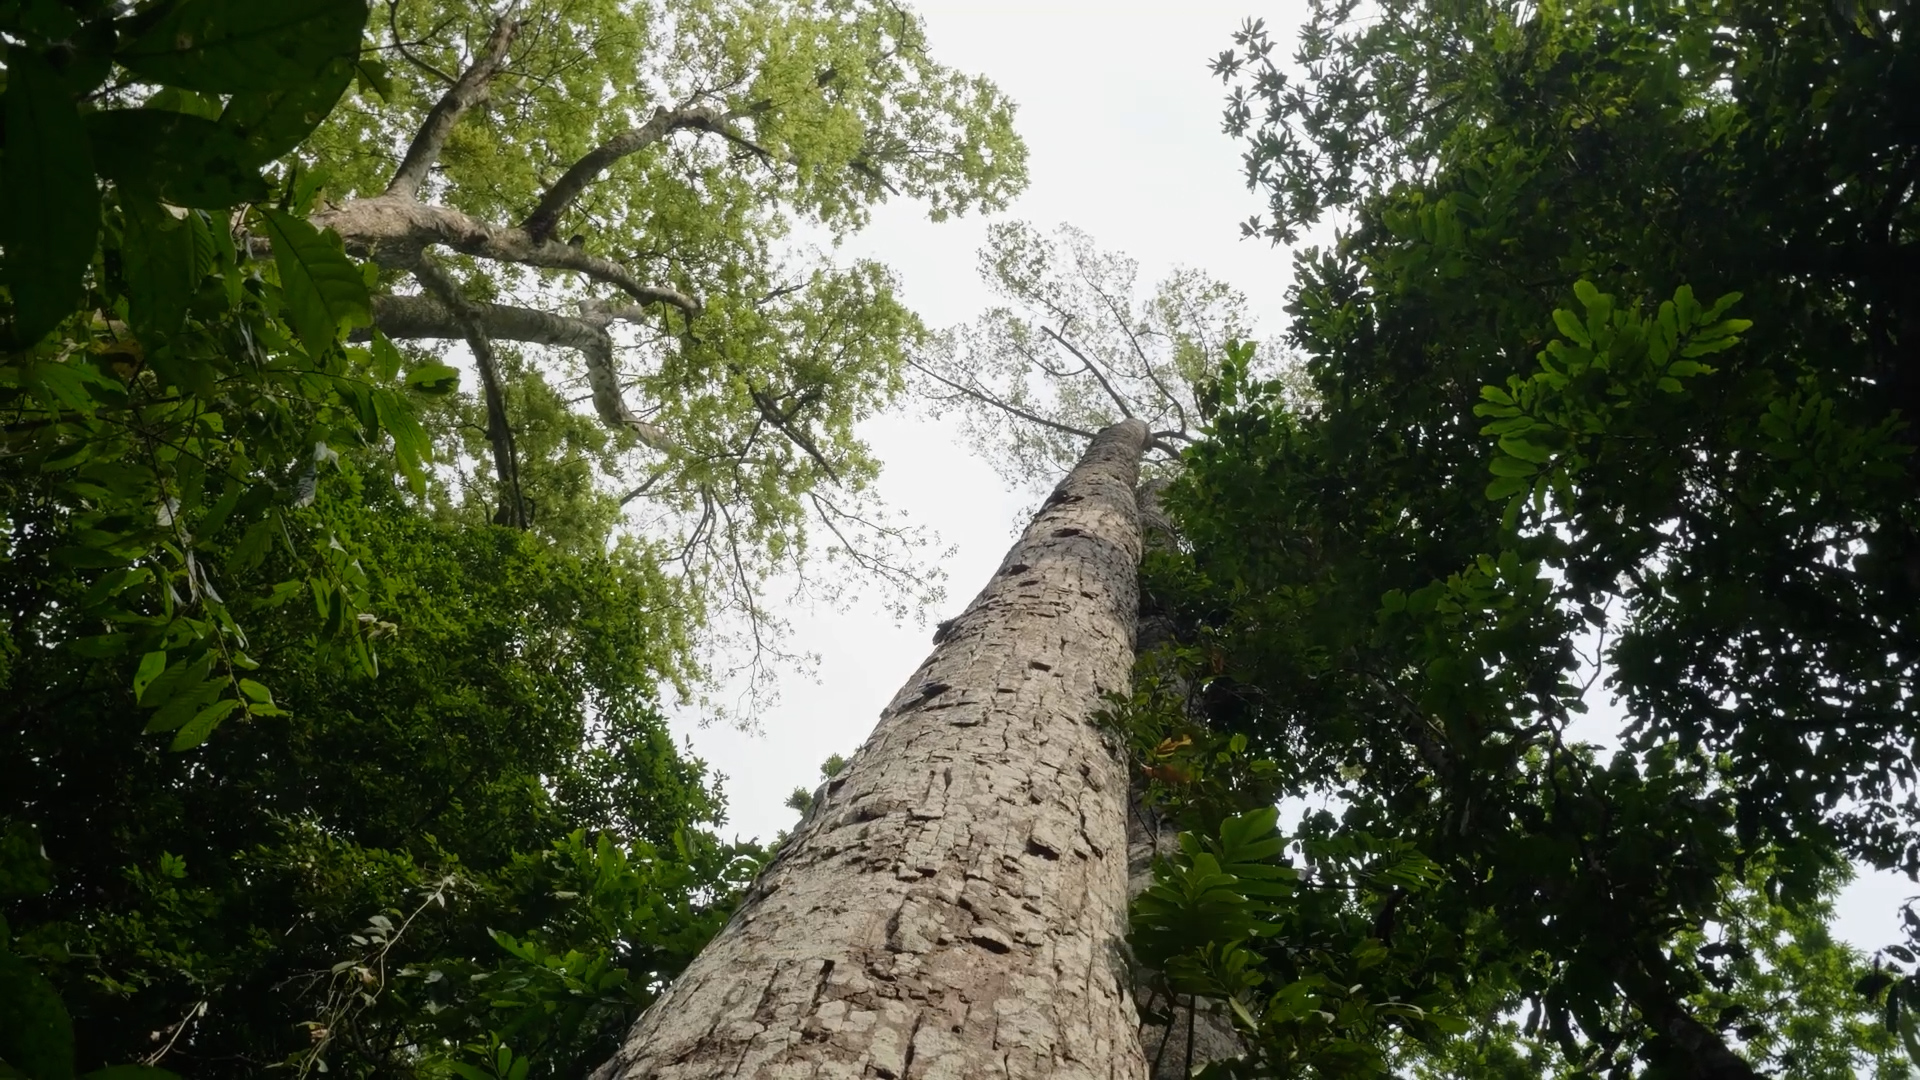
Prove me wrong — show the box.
[1,45,100,345]
[119,200,200,338]
[116,0,370,94]
[220,56,357,166]
[256,207,370,358]
[86,109,269,208]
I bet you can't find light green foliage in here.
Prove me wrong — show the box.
[914,222,1298,496]
[302,0,1028,662]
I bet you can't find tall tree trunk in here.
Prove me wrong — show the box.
[593,419,1153,1079]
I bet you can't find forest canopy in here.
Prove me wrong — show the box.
[2,0,1918,1078]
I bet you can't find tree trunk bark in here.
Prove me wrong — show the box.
[593,419,1153,1080]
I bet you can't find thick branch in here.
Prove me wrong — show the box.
[411,259,527,528]
[367,292,675,451]
[521,103,740,242]
[316,197,702,316]
[386,15,519,200]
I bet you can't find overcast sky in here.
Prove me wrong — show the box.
[663,0,1916,953]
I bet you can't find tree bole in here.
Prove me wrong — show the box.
[593,419,1153,1079]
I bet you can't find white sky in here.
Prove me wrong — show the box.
[665,0,1916,955]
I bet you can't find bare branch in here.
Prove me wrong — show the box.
[1041,324,1135,418]
[316,197,702,315]
[907,355,1100,442]
[386,14,520,199]
[520,103,743,241]
[411,258,528,527]
[386,1,457,86]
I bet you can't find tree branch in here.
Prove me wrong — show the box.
[367,292,676,452]
[906,355,1101,442]
[316,197,702,316]
[386,14,520,200]
[411,258,528,528]
[520,103,742,242]
[1041,324,1135,418]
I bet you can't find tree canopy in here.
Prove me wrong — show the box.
[1117,0,1920,1075]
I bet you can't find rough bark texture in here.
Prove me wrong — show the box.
[594,420,1153,1080]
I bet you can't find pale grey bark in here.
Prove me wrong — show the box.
[520,103,739,242]
[593,420,1154,1080]
[312,195,700,315]
[385,15,519,200]
[364,293,676,450]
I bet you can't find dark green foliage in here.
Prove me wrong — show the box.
[2,476,753,1076]
[0,8,754,1076]
[1126,0,1920,1074]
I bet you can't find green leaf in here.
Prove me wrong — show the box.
[0,949,73,1080]
[133,650,169,703]
[119,200,200,339]
[406,363,461,395]
[144,667,222,733]
[170,697,241,750]
[369,331,406,382]
[374,390,432,494]
[87,109,270,209]
[1496,435,1555,463]
[0,824,53,900]
[1488,455,1539,477]
[84,1068,184,1080]
[2,45,101,345]
[256,207,370,357]
[117,0,370,94]
[220,56,357,166]
[1551,307,1590,347]
[354,56,395,101]
[1486,474,1530,501]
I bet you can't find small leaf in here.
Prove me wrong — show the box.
[406,363,461,395]
[1551,308,1591,347]
[133,650,169,703]
[354,56,394,101]
[1486,474,1530,501]
[171,697,242,750]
